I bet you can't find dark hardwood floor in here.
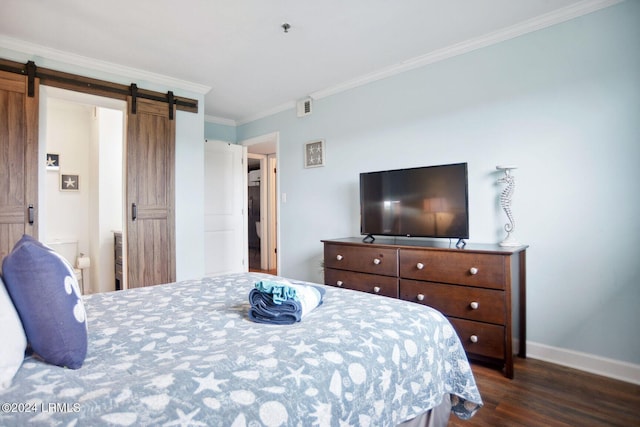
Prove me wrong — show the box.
[449,357,640,426]
[249,267,277,275]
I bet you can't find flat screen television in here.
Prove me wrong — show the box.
[360,163,469,242]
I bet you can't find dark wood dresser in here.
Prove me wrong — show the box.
[323,237,528,378]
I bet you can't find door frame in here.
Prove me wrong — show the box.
[266,154,277,270]
[241,132,279,273]
[247,152,268,270]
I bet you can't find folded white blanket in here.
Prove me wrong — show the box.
[284,282,323,318]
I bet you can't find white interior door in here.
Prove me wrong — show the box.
[204,140,247,275]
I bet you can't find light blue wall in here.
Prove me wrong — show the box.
[0,46,207,282]
[238,2,640,366]
[205,121,237,143]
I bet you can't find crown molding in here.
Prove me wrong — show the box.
[0,35,211,95]
[239,0,622,124]
[204,115,237,126]
[237,101,296,126]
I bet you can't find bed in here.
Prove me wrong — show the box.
[1,271,482,426]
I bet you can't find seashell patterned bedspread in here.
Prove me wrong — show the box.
[1,272,482,426]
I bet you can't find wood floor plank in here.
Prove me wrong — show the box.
[449,358,640,426]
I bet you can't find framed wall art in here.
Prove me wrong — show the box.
[304,139,325,168]
[60,174,79,191]
[46,153,60,170]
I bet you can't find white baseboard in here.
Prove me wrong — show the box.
[522,340,640,385]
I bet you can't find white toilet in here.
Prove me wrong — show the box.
[45,240,83,289]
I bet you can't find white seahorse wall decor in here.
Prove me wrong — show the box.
[496,165,521,247]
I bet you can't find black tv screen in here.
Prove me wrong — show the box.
[360,163,469,239]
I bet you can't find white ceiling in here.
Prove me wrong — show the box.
[0,0,619,124]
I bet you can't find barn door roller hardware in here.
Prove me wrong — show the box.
[130,84,176,120]
[130,83,138,114]
[0,58,198,114]
[26,61,36,97]
[167,91,174,120]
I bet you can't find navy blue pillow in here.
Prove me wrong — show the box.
[2,235,87,369]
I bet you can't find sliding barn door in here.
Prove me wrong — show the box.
[0,70,38,267]
[126,97,175,287]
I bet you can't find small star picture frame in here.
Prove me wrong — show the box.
[60,173,79,191]
[46,153,60,170]
[304,139,325,168]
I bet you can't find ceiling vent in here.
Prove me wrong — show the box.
[297,97,313,117]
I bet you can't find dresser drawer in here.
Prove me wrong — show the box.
[400,279,505,324]
[449,317,505,360]
[324,243,398,277]
[400,249,506,289]
[325,268,398,298]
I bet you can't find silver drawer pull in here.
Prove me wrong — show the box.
[416,262,424,270]
[469,267,479,275]
[373,258,381,265]
[336,254,343,261]
[470,335,479,343]
[416,294,425,301]
[373,286,381,293]
[336,280,343,287]
[470,301,479,310]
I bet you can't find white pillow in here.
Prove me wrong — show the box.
[0,275,27,389]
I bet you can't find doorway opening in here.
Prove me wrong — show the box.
[243,133,278,275]
[247,156,262,270]
[39,87,126,294]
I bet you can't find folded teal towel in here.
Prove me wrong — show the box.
[254,280,298,304]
